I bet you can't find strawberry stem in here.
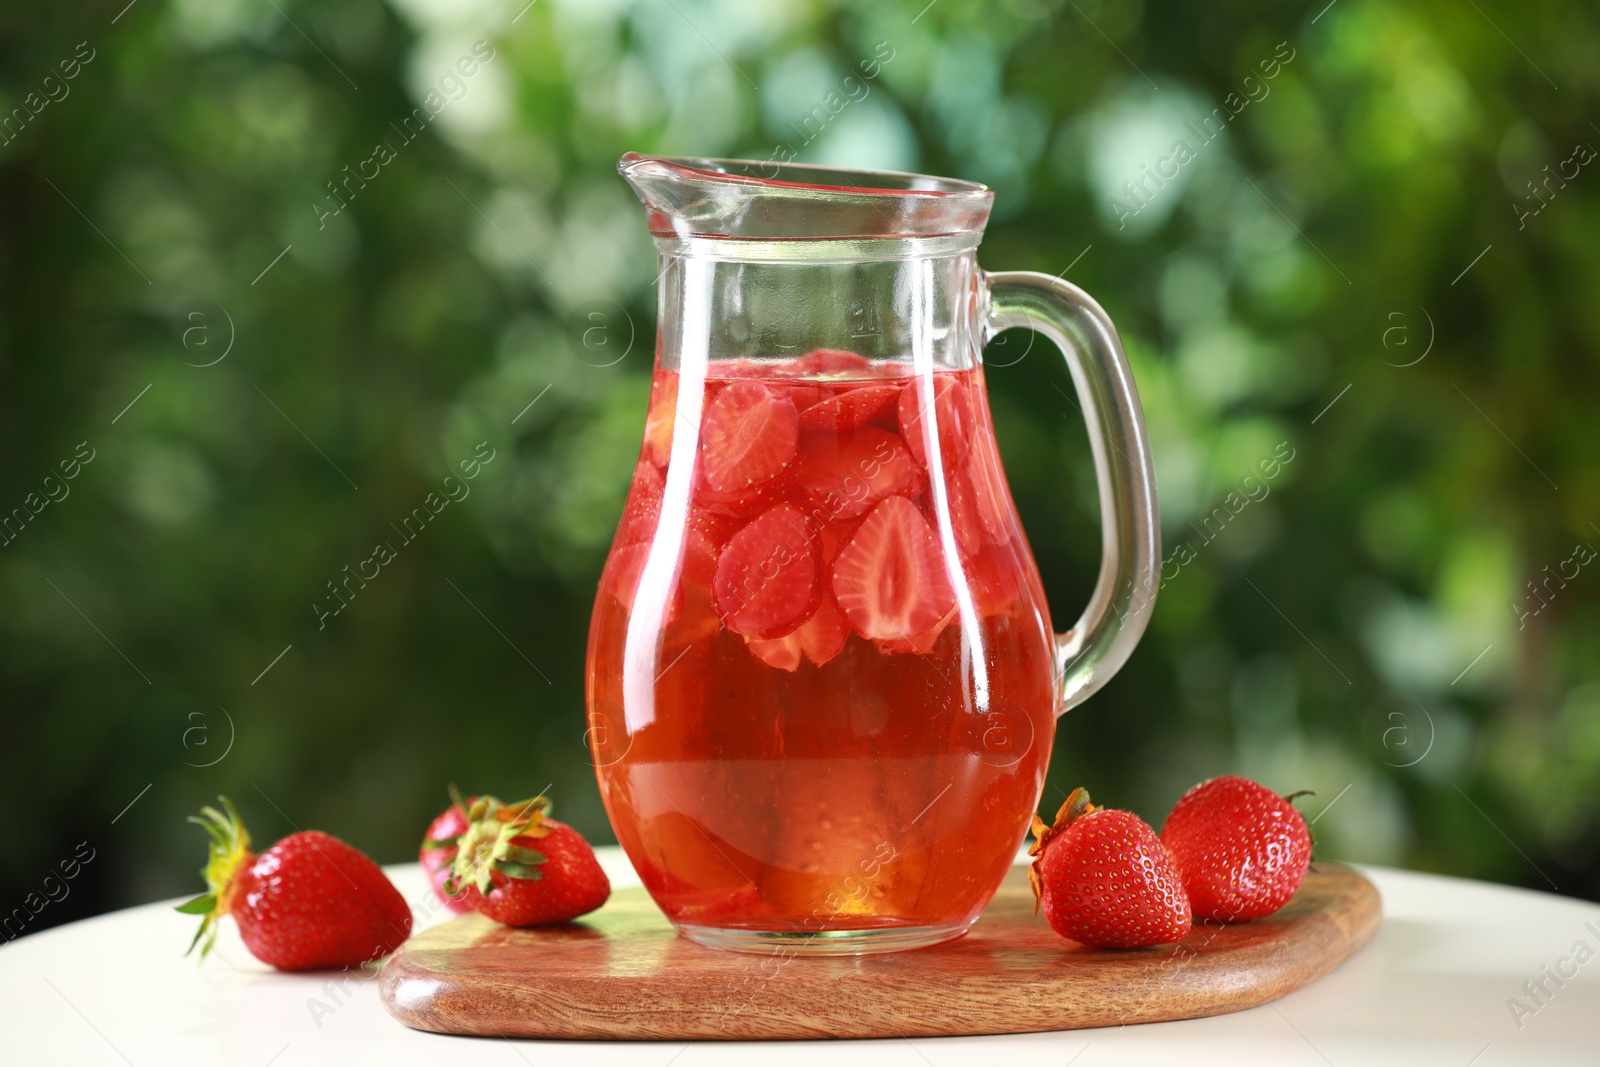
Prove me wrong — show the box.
[1283,790,1318,855]
[448,794,553,895]
[179,796,254,961]
[1055,787,1097,827]
[1026,787,1100,912]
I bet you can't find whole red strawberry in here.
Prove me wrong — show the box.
[445,794,610,926]
[178,797,412,971]
[1161,776,1311,923]
[419,792,476,916]
[1028,787,1191,949]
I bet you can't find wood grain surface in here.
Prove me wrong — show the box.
[380,864,1381,1041]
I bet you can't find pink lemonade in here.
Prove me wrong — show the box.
[586,348,1058,942]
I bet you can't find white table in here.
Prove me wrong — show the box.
[4,850,1597,1066]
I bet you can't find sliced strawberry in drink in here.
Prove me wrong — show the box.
[642,370,679,469]
[797,385,900,431]
[699,380,799,494]
[687,504,738,554]
[693,476,782,520]
[944,467,987,557]
[941,461,1009,549]
[712,503,821,639]
[774,379,826,413]
[796,593,849,666]
[966,445,1014,547]
[831,496,957,647]
[747,632,803,671]
[898,374,975,467]
[666,529,724,646]
[794,426,922,522]
[604,470,740,628]
[964,543,1026,617]
[878,604,957,655]
[678,523,721,589]
[601,540,651,613]
[603,543,693,620]
[795,348,872,377]
[747,592,849,671]
[678,505,735,605]
[816,518,859,565]
[617,461,665,545]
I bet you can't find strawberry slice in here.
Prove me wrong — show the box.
[796,348,872,377]
[617,461,665,545]
[774,380,826,413]
[699,381,799,494]
[797,385,900,431]
[665,525,723,645]
[943,456,1010,546]
[816,517,859,565]
[898,374,974,467]
[794,427,922,522]
[796,594,849,665]
[878,603,957,654]
[747,631,803,671]
[679,523,721,589]
[693,476,783,520]
[642,370,679,468]
[712,503,820,639]
[601,540,651,613]
[748,594,849,670]
[604,503,729,622]
[965,446,1014,546]
[945,468,987,557]
[831,496,957,646]
[687,504,739,554]
[964,544,1026,617]
[680,506,731,616]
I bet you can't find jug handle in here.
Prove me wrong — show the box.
[982,272,1161,715]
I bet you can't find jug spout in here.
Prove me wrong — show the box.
[617,154,994,369]
[618,153,994,243]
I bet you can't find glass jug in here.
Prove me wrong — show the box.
[586,153,1159,954]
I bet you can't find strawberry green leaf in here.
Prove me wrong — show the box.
[185,919,210,958]
[502,845,547,866]
[175,893,216,915]
[495,862,544,881]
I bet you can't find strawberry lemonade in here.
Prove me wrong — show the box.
[587,348,1058,949]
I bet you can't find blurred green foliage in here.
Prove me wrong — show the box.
[3,0,1597,933]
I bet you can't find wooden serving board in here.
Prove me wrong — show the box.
[380,864,1380,1041]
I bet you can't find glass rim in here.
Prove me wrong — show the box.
[619,153,993,200]
[619,153,995,242]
